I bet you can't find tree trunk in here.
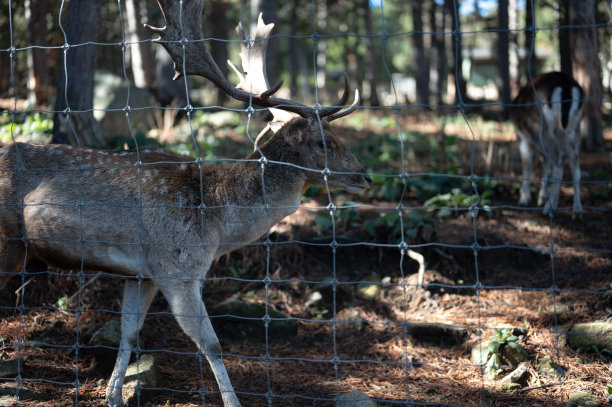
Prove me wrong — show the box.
[316,0,327,91]
[559,0,572,75]
[433,1,447,105]
[52,0,106,147]
[508,0,518,96]
[151,12,188,107]
[524,0,537,79]
[446,0,466,104]
[364,0,380,106]
[289,0,299,98]
[497,0,511,104]
[125,0,154,89]
[25,0,50,106]
[0,50,11,98]
[568,0,603,149]
[209,0,229,105]
[411,0,429,106]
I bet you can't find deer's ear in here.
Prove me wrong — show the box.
[283,127,305,146]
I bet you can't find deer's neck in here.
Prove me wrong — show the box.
[205,159,306,257]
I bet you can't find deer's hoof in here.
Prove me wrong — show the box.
[517,197,530,207]
[106,386,123,407]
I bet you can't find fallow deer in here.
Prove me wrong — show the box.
[509,71,584,218]
[0,1,371,406]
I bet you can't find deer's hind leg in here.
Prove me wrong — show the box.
[518,136,534,206]
[159,278,241,407]
[0,239,27,290]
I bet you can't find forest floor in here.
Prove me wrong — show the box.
[1,111,611,406]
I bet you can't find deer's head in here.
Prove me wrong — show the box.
[258,118,371,193]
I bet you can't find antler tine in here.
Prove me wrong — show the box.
[317,73,359,120]
[326,89,360,122]
[148,1,360,122]
[147,0,314,117]
[229,13,303,124]
[145,0,228,86]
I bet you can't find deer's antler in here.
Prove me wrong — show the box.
[146,0,359,121]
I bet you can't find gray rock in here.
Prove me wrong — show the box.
[356,274,381,300]
[200,111,241,128]
[121,354,159,406]
[499,363,528,386]
[0,386,37,405]
[304,291,324,310]
[501,341,529,366]
[89,319,122,348]
[337,390,377,407]
[89,319,122,367]
[0,357,23,378]
[497,382,522,392]
[536,355,561,377]
[212,299,297,339]
[305,279,351,317]
[568,391,600,406]
[471,340,528,379]
[342,310,364,331]
[93,71,157,138]
[566,321,612,350]
[408,323,469,346]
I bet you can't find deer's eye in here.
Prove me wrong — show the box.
[316,140,326,151]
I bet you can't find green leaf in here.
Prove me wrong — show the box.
[54,295,70,310]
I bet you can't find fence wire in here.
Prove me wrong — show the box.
[1,0,612,406]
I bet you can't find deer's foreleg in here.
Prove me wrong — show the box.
[106,279,158,407]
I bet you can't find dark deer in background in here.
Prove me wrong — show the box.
[0,1,370,406]
[509,71,584,218]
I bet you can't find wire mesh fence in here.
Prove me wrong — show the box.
[1,0,612,406]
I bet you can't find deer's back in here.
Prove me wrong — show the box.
[0,143,208,275]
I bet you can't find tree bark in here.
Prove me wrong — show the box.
[25,0,50,106]
[151,12,188,107]
[125,0,154,89]
[559,0,572,75]
[364,0,380,106]
[524,0,537,79]
[209,0,229,105]
[52,0,106,147]
[433,1,447,105]
[508,0,518,96]
[446,0,466,104]
[568,0,603,149]
[289,0,299,98]
[497,0,511,104]
[411,0,429,106]
[0,51,11,99]
[316,0,328,91]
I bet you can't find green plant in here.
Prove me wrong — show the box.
[54,295,70,311]
[314,309,329,320]
[587,345,612,363]
[0,112,53,144]
[424,188,492,218]
[228,260,251,279]
[314,202,363,232]
[479,328,526,379]
[363,210,433,244]
[110,132,161,150]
